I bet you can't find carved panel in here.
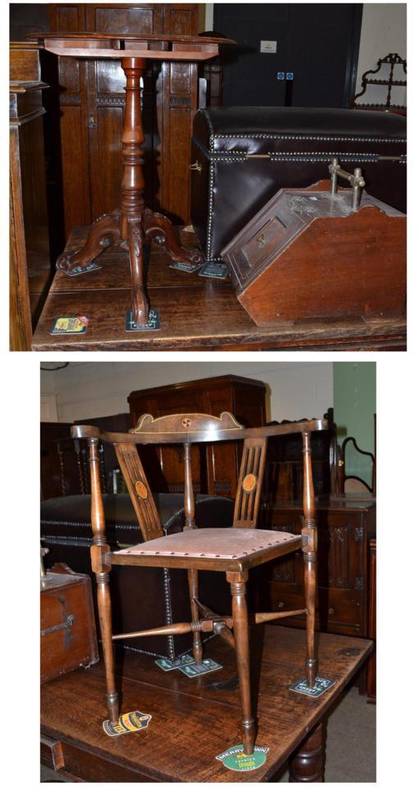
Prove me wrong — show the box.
[329,525,350,588]
[86,6,160,34]
[163,5,200,35]
[58,57,82,96]
[272,552,299,584]
[170,62,193,96]
[49,4,85,32]
[96,61,125,95]
[354,526,364,543]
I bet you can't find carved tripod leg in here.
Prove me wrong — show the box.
[227,571,256,755]
[88,437,119,723]
[143,209,203,269]
[56,212,121,276]
[302,431,319,687]
[188,570,203,663]
[127,219,150,327]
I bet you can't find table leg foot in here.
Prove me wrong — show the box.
[288,721,326,782]
[144,209,203,271]
[125,220,160,331]
[56,212,121,276]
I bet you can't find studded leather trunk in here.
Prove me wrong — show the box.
[41,493,234,659]
[190,106,406,266]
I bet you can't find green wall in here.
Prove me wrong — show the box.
[333,363,376,485]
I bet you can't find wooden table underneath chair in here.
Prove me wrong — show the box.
[41,626,372,782]
[32,226,406,351]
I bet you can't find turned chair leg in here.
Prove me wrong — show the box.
[88,436,119,723]
[302,431,318,687]
[227,572,256,755]
[96,572,119,723]
[188,569,203,663]
[304,550,318,687]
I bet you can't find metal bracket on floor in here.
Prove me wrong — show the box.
[198,260,229,279]
[125,309,160,332]
[289,677,336,698]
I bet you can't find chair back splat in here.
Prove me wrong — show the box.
[113,443,163,541]
[234,437,267,528]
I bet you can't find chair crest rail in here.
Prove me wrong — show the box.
[71,416,327,445]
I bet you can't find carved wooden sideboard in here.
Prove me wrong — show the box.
[261,496,376,641]
[46,2,206,238]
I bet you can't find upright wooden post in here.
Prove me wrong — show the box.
[183,443,196,529]
[88,437,119,723]
[302,431,318,687]
[184,442,202,660]
[121,57,149,326]
[120,57,145,239]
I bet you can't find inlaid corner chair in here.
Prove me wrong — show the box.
[72,411,327,755]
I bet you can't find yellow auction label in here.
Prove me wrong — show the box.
[50,316,89,335]
[103,710,152,737]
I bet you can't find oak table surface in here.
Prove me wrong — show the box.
[32,227,406,352]
[41,625,372,782]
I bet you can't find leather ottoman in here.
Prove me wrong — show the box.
[41,493,234,659]
[190,106,406,266]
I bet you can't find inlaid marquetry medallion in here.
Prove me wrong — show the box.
[135,480,148,499]
[242,473,257,493]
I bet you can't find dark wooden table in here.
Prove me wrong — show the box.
[32,227,406,351]
[41,625,372,782]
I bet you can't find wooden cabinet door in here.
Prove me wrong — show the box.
[267,505,374,637]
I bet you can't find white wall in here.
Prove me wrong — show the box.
[356,3,406,105]
[40,362,333,424]
[205,3,214,31]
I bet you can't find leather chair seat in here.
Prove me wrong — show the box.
[117,527,300,560]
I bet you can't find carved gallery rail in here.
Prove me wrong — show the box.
[32,227,406,351]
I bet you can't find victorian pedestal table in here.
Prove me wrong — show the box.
[37,32,231,331]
